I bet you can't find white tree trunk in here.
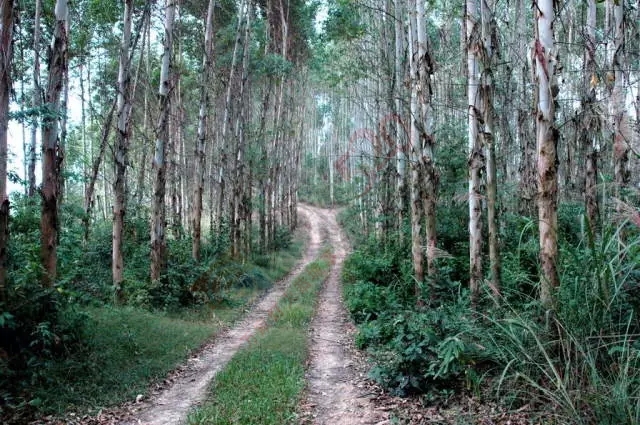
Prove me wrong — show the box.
[192,0,216,262]
[467,0,483,299]
[113,0,134,302]
[534,0,560,305]
[151,0,175,282]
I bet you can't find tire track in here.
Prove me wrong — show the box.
[301,205,388,425]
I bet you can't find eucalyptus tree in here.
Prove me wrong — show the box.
[221,0,248,257]
[0,0,15,301]
[408,0,437,295]
[192,0,216,262]
[28,0,42,198]
[113,0,135,302]
[151,0,176,283]
[40,0,68,286]
[581,0,601,233]
[533,0,560,304]
[610,0,629,190]
[466,0,484,299]
[480,0,500,292]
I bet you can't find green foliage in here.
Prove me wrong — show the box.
[21,305,224,417]
[323,0,366,41]
[2,192,305,422]
[342,234,487,397]
[344,281,401,324]
[0,284,87,419]
[254,53,294,77]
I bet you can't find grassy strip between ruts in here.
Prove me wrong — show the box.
[188,247,333,425]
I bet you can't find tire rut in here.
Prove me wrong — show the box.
[300,205,388,425]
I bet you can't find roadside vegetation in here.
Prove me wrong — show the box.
[188,248,332,425]
[0,196,302,423]
[340,202,640,424]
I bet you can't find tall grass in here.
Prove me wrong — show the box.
[480,219,640,424]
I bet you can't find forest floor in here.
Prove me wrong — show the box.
[28,205,538,425]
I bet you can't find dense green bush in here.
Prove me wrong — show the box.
[342,199,640,422]
[0,284,87,418]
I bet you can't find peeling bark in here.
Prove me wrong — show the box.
[534,0,560,305]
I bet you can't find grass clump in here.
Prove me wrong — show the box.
[188,249,332,425]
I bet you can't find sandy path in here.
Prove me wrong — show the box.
[300,205,388,425]
[118,206,325,425]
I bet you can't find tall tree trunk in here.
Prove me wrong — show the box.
[151,0,175,283]
[0,0,15,302]
[28,0,42,198]
[481,0,500,293]
[466,0,484,300]
[415,0,438,287]
[258,80,272,253]
[192,0,215,262]
[84,100,116,242]
[40,0,68,287]
[58,56,68,204]
[582,0,600,234]
[233,3,252,259]
[113,0,134,303]
[394,0,406,235]
[135,16,152,207]
[408,1,424,288]
[534,0,560,305]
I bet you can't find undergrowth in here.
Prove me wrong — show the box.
[0,195,304,423]
[341,204,640,424]
[188,248,332,425]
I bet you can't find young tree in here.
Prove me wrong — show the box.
[533,0,560,305]
[40,0,68,286]
[581,0,600,234]
[28,0,42,198]
[0,0,15,301]
[151,0,176,282]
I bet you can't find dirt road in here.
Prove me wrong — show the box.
[117,206,324,425]
[299,205,388,425]
[47,205,385,425]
